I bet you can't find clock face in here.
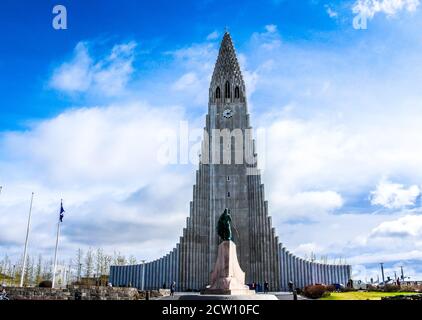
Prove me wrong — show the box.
[223,109,233,119]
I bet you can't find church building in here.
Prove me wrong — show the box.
[109,33,351,291]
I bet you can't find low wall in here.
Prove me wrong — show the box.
[4,286,166,300]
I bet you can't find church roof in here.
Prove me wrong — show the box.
[211,32,244,85]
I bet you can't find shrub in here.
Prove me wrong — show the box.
[39,280,52,288]
[384,285,400,292]
[399,285,421,293]
[325,285,336,292]
[303,284,328,299]
[366,285,380,292]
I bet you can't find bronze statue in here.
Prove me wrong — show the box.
[217,208,233,241]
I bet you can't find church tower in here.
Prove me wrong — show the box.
[109,33,352,292]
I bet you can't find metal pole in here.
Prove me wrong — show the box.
[141,260,146,291]
[52,220,61,288]
[20,192,34,287]
[380,263,385,287]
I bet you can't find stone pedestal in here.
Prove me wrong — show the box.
[201,241,255,296]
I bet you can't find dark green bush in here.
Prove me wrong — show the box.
[38,280,52,288]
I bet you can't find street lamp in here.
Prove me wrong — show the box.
[78,263,82,282]
[141,260,146,291]
[380,263,385,288]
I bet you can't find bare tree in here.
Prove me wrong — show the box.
[85,248,94,277]
[128,255,137,265]
[74,249,83,281]
[35,254,42,285]
[112,250,127,266]
[95,248,103,277]
[102,254,112,275]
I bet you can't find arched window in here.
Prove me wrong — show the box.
[235,86,240,99]
[216,87,221,99]
[225,81,231,99]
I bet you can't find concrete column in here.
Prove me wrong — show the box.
[176,244,180,291]
[325,264,330,285]
[306,261,311,287]
[167,254,171,287]
[154,260,159,289]
[288,253,293,285]
[157,259,161,289]
[145,263,149,290]
[129,265,134,288]
[136,264,141,289]
[164,255,168,288]
[296,259,301,288]
[328,265,333,285]
[160,257,164,288]
[122,266,126,287]
[150,261,154,289]
[332,265,338,284]
[170,251,174,285]
[317,264,322,284]
[280,245,286,291]
[299,259,304,289]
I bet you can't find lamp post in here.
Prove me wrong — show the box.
[78,263,82,282]
[380,263,385,288]
[141,260,146,291]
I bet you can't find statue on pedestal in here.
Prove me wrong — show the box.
[201,208,255,296]
[217,208,233,242]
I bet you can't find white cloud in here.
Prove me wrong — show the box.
[172,72,200,91]
[270,190,343,220]
[294,242,324,257]
[371,215,422,237]
[50,41,136,96]
[353,0,420,19]
[264,24,278,33]
[0,102,193,260]
[370,180,420,209]
[325,5,339,18]
[251,25,282,51]
[206,31,219,40]
[49,42,93,92]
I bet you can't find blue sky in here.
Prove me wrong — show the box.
[0,0,361,130]
[2,0,422,282]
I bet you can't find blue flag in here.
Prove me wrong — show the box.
[59,200,65,223]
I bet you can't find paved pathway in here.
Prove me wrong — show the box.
[158,292,308,300]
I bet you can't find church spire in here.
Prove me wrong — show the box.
[210,32,246,104]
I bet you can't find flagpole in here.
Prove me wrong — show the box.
[52,200,62,289]
[20,192,34,287]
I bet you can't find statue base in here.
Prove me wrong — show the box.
[201,241,255,296]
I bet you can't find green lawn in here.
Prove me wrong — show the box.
[320,291,418,300]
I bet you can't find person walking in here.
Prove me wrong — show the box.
[170,281,176,297]
[264,281,269,294]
